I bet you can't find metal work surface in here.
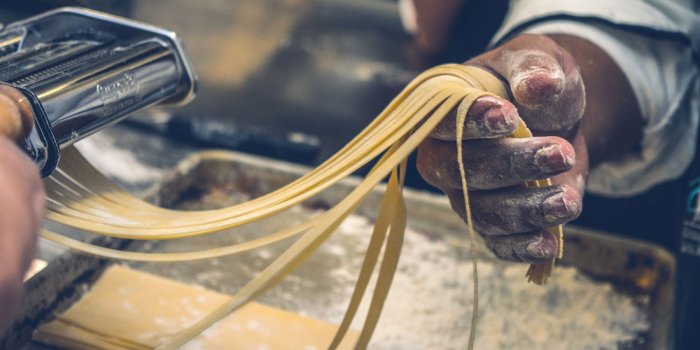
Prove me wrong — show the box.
[16,127,674,348]
[132,151,673,349]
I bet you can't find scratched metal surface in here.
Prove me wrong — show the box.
[7,124,672,349]
[127,151,673,349]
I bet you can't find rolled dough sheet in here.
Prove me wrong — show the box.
[33,265,358,349]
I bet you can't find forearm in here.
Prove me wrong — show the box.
[547,34,644,168]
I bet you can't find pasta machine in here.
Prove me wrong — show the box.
[0,7,197,177]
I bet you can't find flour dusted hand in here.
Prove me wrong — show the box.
[417,34,587,264]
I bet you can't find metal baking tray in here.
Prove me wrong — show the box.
[141,151,675,350]
[15,150,674,349]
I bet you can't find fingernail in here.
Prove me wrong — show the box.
[534,145,572,172]
[526,236,557,261]
[484,103,517,134]
[512,68,565,107]
[543,191,578,223]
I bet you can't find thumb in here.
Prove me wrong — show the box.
[468,34,585,135]
[505,50,566,109]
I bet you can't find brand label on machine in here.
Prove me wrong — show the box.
[96,72,141,116]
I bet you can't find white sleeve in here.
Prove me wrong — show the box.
[490,0,700,197]
[492,0,698,49]
[521,21,699,197]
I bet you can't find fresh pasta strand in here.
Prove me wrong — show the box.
[40,64,563,349]
[455,96,480,349]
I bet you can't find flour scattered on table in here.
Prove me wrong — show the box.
[134,197,650,349]
[328,214,650,350]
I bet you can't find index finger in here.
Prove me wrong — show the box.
[429,95,520,140]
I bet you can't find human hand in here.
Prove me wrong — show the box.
[417,34,588,263]
[0,88,44,332]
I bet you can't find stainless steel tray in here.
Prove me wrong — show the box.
[143,151,675,350]
[17,150,674,349]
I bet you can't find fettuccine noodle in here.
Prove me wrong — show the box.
[40,64,563,349]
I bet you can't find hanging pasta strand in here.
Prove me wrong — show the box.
[38,64,563,349]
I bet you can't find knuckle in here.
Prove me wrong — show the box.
[416,143,449,189]
[417,139,470,190]
[483,236,519,261]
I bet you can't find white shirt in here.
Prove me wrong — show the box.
[492,0,700,197]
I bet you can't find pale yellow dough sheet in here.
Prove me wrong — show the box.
[34,265,358,350]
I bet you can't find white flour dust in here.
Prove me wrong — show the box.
[324,215,649,350]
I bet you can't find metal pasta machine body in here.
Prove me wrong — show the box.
[0,7,197,177]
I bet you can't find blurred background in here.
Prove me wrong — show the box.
[1,0,417,174]
[0,0,506,189]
